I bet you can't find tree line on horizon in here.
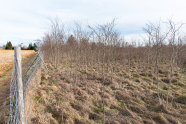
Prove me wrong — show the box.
[3,41,37,51]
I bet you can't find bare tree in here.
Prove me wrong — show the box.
[88,19,120,124]
[42,19,65,68]
[144,21,170,105]
[166,19,184,105]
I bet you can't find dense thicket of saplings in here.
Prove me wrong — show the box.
[41,19,186,106]
[42,20,186,69]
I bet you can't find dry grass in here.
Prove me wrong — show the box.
[28,59,186,124]
[0,50,35,76]
[0,52,36,124]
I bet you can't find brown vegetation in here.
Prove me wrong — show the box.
[28,19,186,123]
[0,50,35,76]
[0,52,36,124]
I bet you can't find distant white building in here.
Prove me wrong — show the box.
[19,43,27,49]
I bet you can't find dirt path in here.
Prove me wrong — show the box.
[0,54,37,124]
[0,71,11,124]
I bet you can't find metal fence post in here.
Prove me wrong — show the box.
[15,47,25,124]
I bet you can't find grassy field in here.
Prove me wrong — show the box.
[0,50,185,123]
[0,50,35,77]
[28,60,186,124]
[0,50,36,124]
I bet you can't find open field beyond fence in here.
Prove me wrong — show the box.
[0,50,35,77]
[0,50,37,123]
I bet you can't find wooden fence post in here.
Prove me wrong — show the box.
[15,47,25,124]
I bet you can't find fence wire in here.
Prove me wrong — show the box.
[23,53,43,91]
[8,52,43,124]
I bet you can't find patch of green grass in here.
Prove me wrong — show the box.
[173,81,184,87]
[152,90,167,99]
[108,108,119,114]
[141,76,152,82]
[93,106,104,113]
[34,96,41,102]
[119,100,126,108]
[56,98,63,105]
[96,120,103,124]
[70,101,82,111]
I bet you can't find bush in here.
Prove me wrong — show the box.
[5,41,13,50]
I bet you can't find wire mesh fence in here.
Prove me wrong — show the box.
[8,48,43,124]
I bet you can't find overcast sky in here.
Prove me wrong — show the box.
[0,0,186,45]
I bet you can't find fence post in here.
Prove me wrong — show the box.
[15,47,25,124]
